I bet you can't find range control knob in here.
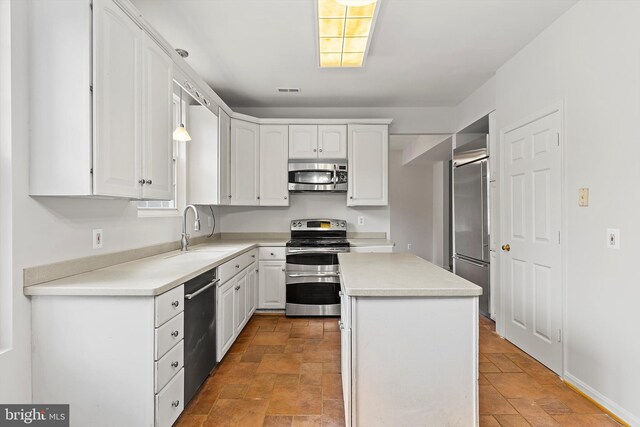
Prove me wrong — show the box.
[292,223,297,227]
[341,222,346,227]
[297,221,302,227]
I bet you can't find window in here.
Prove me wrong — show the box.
[138,93,186,217]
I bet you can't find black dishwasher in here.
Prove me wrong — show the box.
[183,268,218,405]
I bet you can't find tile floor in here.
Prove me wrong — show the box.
[175,314,621,427]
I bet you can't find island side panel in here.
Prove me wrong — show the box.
[32,296,156,427]
[352,296,478,426]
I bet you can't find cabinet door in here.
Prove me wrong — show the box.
[347,124,389,206]
[217,279,236,361]
[234,272,248,333]
[260,125,289,206]
[340,292,352,427]
[258,261,286,309]
[288,125,318,159]
[187,105,219,204]
[93,0,143,198]
[141,33,173,200]
[247,265,258,317]
[318,125,347,159]
[218,108,231,205]
[230,119,260,205]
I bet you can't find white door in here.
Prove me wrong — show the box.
[93,0,142,198]
[141,33,173,200]
[218,108,231,205]
[258,261,286,309]
[217,279,236,360]
[288,125,318,159]
[318,125,347,159]
[230,119,260,205]
[259,125,289,206]
[347,124,389,206]
[234,272,248,333]
[502,110,562,374]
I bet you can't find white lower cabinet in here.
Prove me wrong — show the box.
[31,286,185,427]
[216,249,258,361]
[340,292,352,427]
[258,261,286,309]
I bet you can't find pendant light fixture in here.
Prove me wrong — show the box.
[173,86,191,142]
[173,48,191,142]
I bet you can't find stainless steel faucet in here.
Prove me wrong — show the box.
[181,205,201,251]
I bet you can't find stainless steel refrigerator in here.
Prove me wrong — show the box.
[453,136,490,316]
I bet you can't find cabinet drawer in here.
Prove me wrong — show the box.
[219,251,254,283]
[155,285,184,327]
[155,368,184,427]
[155,312,184,360]
[247,248,258,264]
[155,340,184,393]
[258,247,285,260]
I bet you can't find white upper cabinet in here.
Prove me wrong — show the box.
[318,125,347,159]
[289,125,347,160]
[230,119,260,205]
[289,125,319,159]
[259,125,289,206]
[347,124,389,206]
[187,105,220,205]
[29,0,174,200]
[141,33,174,201]
[218,109,232,205]
[93,0,143,198]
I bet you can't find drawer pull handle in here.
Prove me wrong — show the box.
[171,330,179,337]
[171,361,179,368]
[270,252,275,256]
[171,300,179,308]
[171,400,180,408]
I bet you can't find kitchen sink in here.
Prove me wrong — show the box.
[163,251,224,260]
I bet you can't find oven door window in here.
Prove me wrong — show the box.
[286,282,341,305]
[286,252,339,266]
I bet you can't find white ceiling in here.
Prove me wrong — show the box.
[132,0,577,109]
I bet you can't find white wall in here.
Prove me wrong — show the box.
[234,106,457,135]
[494,1,640,423]
[389,151,434,261]
[0,1,217,402]
[455,76,496,132]
[220,195,390,236]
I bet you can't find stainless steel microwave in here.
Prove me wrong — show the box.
[288,162,348,192]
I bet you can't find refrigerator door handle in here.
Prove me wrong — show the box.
[454,255,488,268]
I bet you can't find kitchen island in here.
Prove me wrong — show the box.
[337,252,482,427]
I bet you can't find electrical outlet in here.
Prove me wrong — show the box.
[357,216,365,226]
[92,229,103,249]
[407,243,412,250]
[578,188,589,207]
[606,228,620,249]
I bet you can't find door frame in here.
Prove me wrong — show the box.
[497,100,567,377]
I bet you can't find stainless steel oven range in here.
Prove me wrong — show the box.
[285,219,349,317]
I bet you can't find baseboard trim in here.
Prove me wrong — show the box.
[563,373,637,427]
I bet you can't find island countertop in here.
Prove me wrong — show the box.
[338,252,482,297]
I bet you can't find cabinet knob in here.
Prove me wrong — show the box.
[257,196,260,200]
[171,361,179,368]
[270,252,275,256]
[171,300,179,308]
[284,196,288,200]
[139,179,145,185]
[313,148,317,152]
[319,148,323,152]
[145,179,152,185]
[235,264,240,268]
[349,196,353,199]
[171,330,179,337]
[281,268,285,272]
[235,285,240,291]
[171,400,180,408]
[228,195,232,199]
[251,254,256,258]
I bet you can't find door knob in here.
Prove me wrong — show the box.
[501,244,511,252]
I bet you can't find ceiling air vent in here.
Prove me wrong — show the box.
[277,87,301,93]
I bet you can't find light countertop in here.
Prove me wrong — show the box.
[24,238,394,297]
[338,252,482,297]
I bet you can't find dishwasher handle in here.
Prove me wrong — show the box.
[185,279,220,300]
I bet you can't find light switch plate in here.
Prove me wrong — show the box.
[578,188,589,207]
[606,228,620,249]
[92,229,103,249]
